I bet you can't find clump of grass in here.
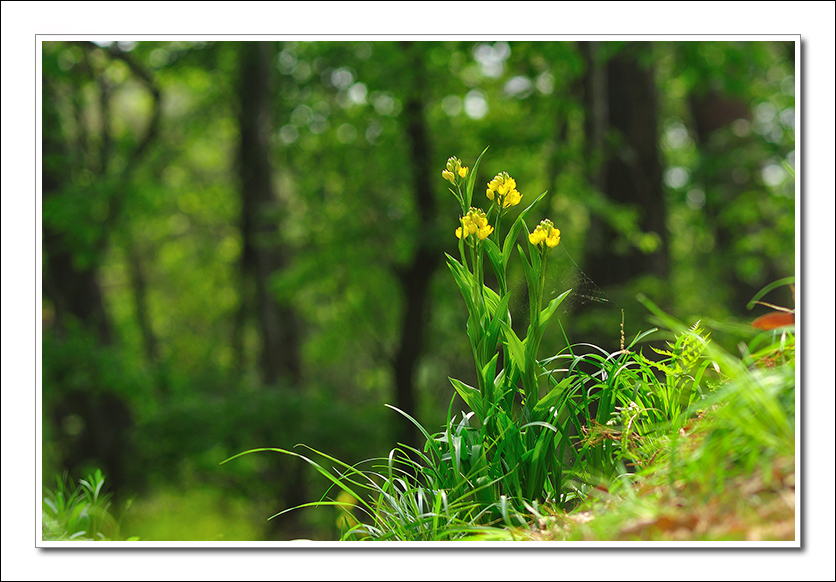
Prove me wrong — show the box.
[42,468,136,541]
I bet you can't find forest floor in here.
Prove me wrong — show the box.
[504,411,796,542]
[534,455,796,541]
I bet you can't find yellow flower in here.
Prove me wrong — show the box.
[477,222,494,240]
[456,207,493,241]
[444,156,468,184]
[529,219,561,248]
[486,172,522,209]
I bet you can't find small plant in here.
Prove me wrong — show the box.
[42,469,136,541]
[635,320,717,429]
[442,148,580,513]
[227,149,626,536]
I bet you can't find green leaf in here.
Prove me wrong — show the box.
[480,352,500,401]
[499,320,527,377]
[446,254,479,319]
[483,237,505,288]
[385,404,440,451]
[746,277,795,310]
[627,327,659,350]
[223,447,375,515]
[517,244,535,288]
[537,289,572,338]
[484,291,512,355]
[520,420,558,432]
[449,377,486,419]
[465,146,490,209]
[532,375,574,417]
[483,285,502,316]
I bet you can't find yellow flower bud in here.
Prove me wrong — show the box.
[444,156,468,185]
[529,219,560,249]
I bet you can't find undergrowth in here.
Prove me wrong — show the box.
[225,150,796,542]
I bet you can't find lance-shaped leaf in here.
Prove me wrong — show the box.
[465,145,490,210]
[446,253,480,320]
[532,375,574,418]
[449,377,487,420]
[536,288,572,340]
[483,237,505,290]
[499,319,527,376]
[483,284,502,317]
[483,291,512,361]
[479,352,500,404]
[500,319,536,400]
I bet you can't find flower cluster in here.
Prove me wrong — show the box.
[529,219,561,248]
[486,172,522,209]
[442,156,468,184]
[456,207,493,241]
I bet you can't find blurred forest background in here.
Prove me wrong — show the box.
[41,39,795,541]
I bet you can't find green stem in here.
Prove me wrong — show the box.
[537,248,548,315]
[493,209,512,415]
[525,247,549,415]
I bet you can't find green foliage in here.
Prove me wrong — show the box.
[451,291,796,542]
[635,290,795,488]
[42,469,135,541]
[636,320,716,425]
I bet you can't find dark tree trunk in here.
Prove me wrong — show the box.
[689,89,789,311]
[581,42,669,288]
[126,239,160,364]
[236,41,301,387]
[42,75,113,344]
[235,41,306,537]
[391,42,441,450]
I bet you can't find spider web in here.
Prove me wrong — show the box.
[507,244,617,327]
[549,245,613,314]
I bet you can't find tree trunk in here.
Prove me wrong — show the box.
[236,41,301,387]
[582,42,669,288]
[235,41,306,537]
[391,42,441,450]
[42,74,113,343]
[689,89,789,311]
